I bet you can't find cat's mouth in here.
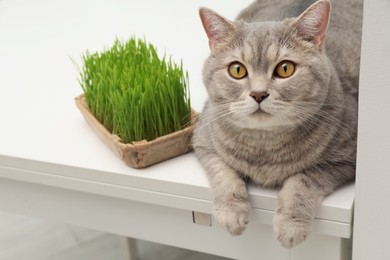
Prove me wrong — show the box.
[228,99,277,129]
[231,107,278,130]
[250,107,271,119]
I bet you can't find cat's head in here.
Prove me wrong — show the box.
[199,0,333,130]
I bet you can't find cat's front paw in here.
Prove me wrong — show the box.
[214,201,251,236]
[273,211,313,248]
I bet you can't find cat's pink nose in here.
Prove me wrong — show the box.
[250,91,269,104]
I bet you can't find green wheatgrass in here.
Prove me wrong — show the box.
[78,38,191,143]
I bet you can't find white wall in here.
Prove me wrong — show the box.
[353,1,390,259]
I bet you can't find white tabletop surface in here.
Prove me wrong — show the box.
[0,0,354,237]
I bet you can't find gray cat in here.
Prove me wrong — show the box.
[193,0,362,248]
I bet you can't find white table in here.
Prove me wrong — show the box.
[0,1,354,259]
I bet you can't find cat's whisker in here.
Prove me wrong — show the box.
[287,106,355,141]
[197,110,236,131]
[290,100,356,112]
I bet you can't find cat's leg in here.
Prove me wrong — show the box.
[273,167,353,248]
[273,173,326,248]
[197,151,251,235]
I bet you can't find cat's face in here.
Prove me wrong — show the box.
[200,2,332,130]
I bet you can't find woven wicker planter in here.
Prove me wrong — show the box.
[75,94,198,168]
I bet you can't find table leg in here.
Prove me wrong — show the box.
[119,236,139,260]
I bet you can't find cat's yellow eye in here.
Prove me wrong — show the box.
[274,61,295,78]
[228,62,247,79]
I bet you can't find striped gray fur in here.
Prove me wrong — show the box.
[193,0,362,248]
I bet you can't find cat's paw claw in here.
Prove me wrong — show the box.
[214,204,251,235]
[273,214,312,248]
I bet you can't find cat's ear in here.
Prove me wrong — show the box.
[199,8,235,52]
[291,0,331,49]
